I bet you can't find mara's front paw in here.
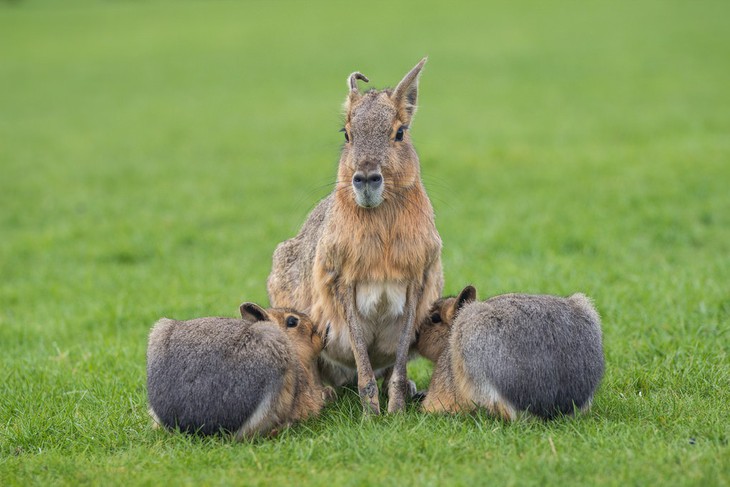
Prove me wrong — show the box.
[359,379,380,415]
[386,379,410,413]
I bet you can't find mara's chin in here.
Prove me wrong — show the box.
[354,195,384,208]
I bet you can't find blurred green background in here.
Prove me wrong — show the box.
[1,0,728,485]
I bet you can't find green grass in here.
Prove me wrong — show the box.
[1,0,729,485]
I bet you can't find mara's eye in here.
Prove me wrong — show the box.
[340,127,350,143]
[286,316,299,328]
[430,312,442,324]
[395,126,407,142]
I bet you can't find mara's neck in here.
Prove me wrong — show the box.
[433,344,455,384]
[332,180,434,226]
[296,354,324,394]
[327,179,439,283]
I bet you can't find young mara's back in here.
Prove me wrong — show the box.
[453,293,604,419]
[147,317,292,435]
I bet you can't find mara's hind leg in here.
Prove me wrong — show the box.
[420,373,475,414]
[454,360,517,421]
[485,396,518,421]
[579,396,594,415]
[379,366,417,400]
[322,385,338,404]
[421,391,475,414]
[235,370,295,440]
[234,390,280,440]
[148,408,164,430]
[471,382,517,421]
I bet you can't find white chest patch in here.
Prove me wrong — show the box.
[356,281,407,318]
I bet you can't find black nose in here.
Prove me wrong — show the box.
[353,173,365,190]
[352,172,382,191]
[368,173,382,189]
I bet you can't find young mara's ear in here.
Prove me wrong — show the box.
[455,285,477,312]
[345,71,369,111]
[392,57,427,122]
[239,302,270,322]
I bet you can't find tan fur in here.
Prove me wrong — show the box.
[420,345,470,414]
[415,297,455,363]
[247,306,332,432]
[417,295,475,414]
[268,59,443,414]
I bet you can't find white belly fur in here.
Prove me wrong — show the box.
[356,281,407,317]
[322,281,407,370]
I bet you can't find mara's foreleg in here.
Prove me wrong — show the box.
[387,285,419,413]
[340,286,380,415]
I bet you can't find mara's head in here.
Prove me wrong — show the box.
[416,285,477,362]
[239,303,328,358]
[338,58,427,209]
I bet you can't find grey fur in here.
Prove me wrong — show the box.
[454,293,604,419]
[147,316,290,435]
[146,306,330,437]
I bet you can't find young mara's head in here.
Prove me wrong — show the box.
[416,285,477,361]
[240,303,328,359]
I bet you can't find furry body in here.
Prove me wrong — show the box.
[268,59,443,413]
[147,306,330,438]
[418,287,604,420]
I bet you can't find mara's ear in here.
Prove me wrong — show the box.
[239,302,270,322]
[455,285,477,311]
[392,57,427,122]
[345,71,369,111]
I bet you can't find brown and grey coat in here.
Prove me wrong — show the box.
[146,303,333,439]
[267,59,443,414]
[417,286,604,420]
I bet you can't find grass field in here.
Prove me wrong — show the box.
[1,0,729,485]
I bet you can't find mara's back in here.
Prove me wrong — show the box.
[267,196,332,313]
[147,317,292,434]
[453,294,604,418]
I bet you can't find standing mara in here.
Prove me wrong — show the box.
[267,58,443,414]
